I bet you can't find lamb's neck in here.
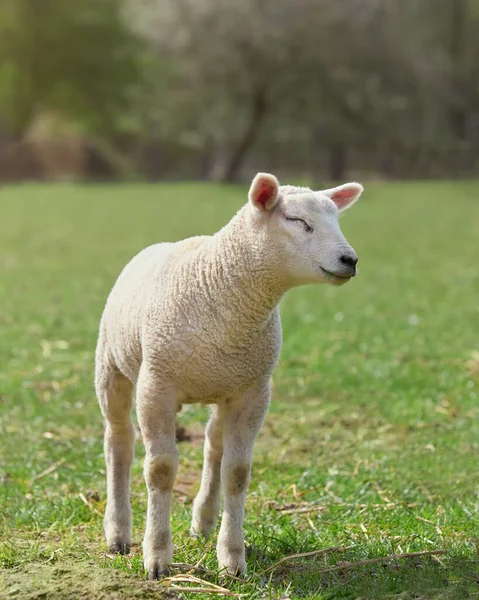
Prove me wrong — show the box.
[204,212,287,325]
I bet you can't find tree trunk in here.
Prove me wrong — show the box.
[328,141,347,181]
[309,122,324,188]
[11,0,41,137]
[217,87,268,183]
[449,0,467,142]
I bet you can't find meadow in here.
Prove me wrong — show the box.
[1,180,479,599]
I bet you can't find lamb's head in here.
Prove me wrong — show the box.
[247,172,363,287]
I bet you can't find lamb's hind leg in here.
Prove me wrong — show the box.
[96,362,135,555]
[217,380,270,574]
[136,365,178,579]
[191,405,224,536]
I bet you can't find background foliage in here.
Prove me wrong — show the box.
[1,0,479,181]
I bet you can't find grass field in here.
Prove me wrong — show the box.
[1,181,479,599]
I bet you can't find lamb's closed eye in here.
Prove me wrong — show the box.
[284,215,314,233]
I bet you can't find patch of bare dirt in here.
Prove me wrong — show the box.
[0,562,179,600]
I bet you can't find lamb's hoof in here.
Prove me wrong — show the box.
[108,540,130,555]
[218,554,247,576]
[190,521,215,538]
[189,526,200,539]
[148,564,170,580]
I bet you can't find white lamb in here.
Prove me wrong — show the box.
[95,172,363,578]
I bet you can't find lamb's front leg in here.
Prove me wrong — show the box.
[136,367,178,579]
[217,380,270,575]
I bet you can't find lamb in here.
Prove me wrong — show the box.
[95,172,363,578]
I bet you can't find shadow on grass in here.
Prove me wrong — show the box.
[248,545,479,599]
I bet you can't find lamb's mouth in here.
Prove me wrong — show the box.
[319,266,352,280]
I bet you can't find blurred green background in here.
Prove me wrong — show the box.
[1,0,479,183]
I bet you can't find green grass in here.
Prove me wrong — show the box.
[1,181,479,599]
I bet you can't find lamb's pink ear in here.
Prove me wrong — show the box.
[248,172,280,212]
[322,182,363,212]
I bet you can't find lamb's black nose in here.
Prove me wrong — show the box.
[340,254,358,268]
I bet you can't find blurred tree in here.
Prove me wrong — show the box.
[132,0,333,181]
[0,0,144,137]
[132,0,479,181]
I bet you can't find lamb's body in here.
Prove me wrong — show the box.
[98,208,282,402]
[95,174,363,578]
